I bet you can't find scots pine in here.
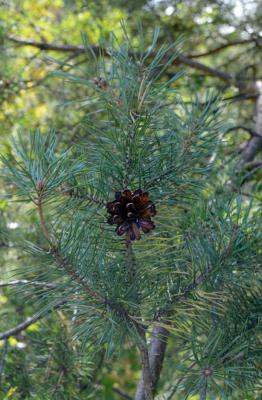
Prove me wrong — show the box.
[1,29,261,400]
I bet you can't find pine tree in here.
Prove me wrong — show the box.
[1,28,261,399]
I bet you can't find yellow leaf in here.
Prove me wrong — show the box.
[6,387,18,398]
[0,295,8,305]
[27,322,41,332]
[8,337,17,347]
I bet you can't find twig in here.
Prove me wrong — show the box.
[166,362,196,400]
[175,54,233,83]
[7,36,106,55]
[0,298,67,340]
[188,39,254,58]
[112,386,133,400]
[62,188,106,206]
[225,125,258,137]
[0,280,56,289]
[245,159,262,169]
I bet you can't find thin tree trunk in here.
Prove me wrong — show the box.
[135,325,169,400]
[199,379,207,400]
[238,81,262,168]
[138,341,154,400]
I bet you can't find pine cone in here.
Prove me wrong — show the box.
[106,189,156,241]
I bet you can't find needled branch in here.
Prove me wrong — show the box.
[61,187,106,206]
[35,181,142,333]
[135,224,239,399]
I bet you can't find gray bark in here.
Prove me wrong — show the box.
[135,325,169,400]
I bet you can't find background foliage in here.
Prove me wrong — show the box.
[0,1,261,399]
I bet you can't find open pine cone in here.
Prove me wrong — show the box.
[106,189,156,241]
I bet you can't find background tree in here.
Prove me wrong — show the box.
[0,1,261,399]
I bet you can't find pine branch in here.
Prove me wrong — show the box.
[166,362,197,400]
[135,224,239,399]
[35,181,142,333]
[61,187,106,206]
[134,264,213,400]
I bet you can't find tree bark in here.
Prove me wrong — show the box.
[135,325,169,400]
[238,81,262,168]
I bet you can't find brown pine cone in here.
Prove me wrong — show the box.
[106,189,156,241]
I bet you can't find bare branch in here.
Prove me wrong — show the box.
[188,39,254,58]
[8,36,233,83]
[245,159,262,169]
[225,126,259,137]
[0,280,56,289]
[174,55,233,82]
[7,36,104,55]
[0,298,67,340]
[112,387,133,400]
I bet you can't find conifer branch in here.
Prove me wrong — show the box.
[61,187,106,206]
[35,182,142,333]
[135,224,239,399]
